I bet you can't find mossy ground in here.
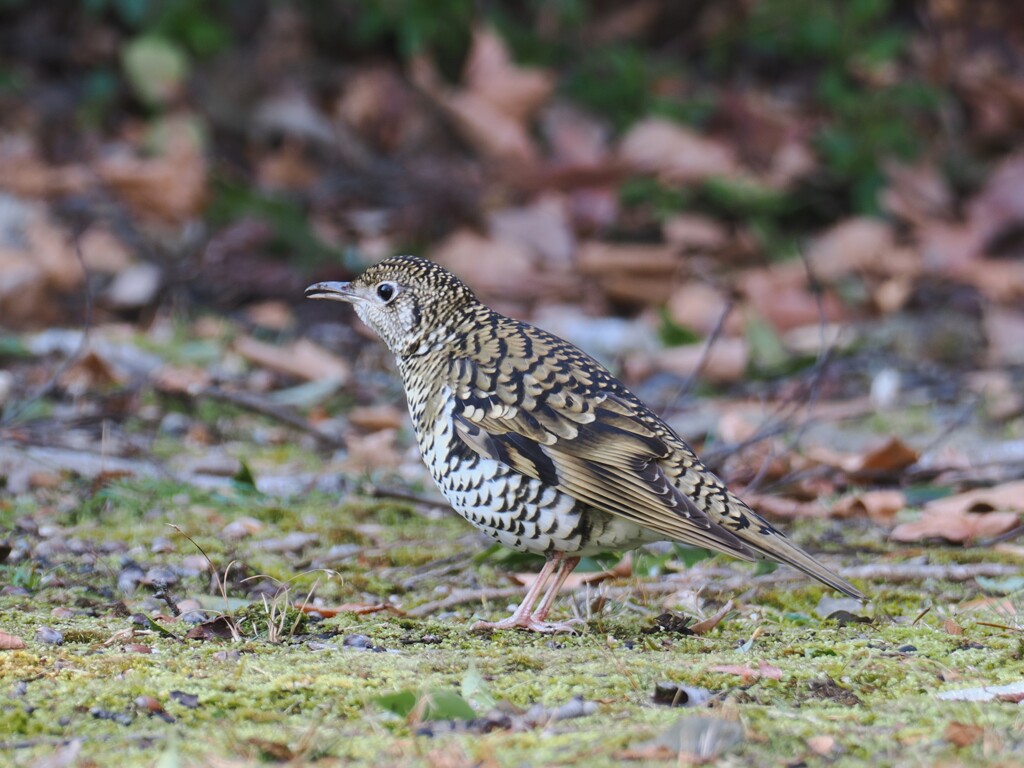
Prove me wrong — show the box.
[2,462,1023,768]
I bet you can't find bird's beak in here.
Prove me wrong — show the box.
[305,281,357,303]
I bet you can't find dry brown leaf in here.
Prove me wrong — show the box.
[619,118,740,183]
[890,505,1018,545]
[945,722,984,748]
[709,661,782,685]
[663,214,729,252]
[0,135,90,198]
[881,160,953,226]
[464,26,554,124]
[666,282,740,337]
[966,152,1024,251]
[432,229,538,300]
[244,300,296,332]
[337,66,432,154]
[833,490,906,523]
[577,241,681,276]
[807,218,900,281]
[58,349,124,396]
[256,141,317,191]
[79,226,134,274]
[653,338,749,384]
[234,336,349,383]
[487,195,575,266]
[806,735,836,757]
[151,364,212,396]
[298,602,405,617]
[0,631,26,650]
[738,264,847,332]
[984,308,1024,366]
[99,114,207,222]
[843,437,919,478]
[342,429,403,473]
[742,493,828,520]
[410,56,538,165]
[541,102,610,166]
[349,404,405,432]
[689,600,734,636]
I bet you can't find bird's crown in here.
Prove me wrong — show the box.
[307,255,479,357]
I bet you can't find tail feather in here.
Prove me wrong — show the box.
[719,493,864,599]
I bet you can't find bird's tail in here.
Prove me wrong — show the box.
[727,495,864,599]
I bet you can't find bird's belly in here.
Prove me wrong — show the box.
[419,406,659,555]
[437,456,659,555]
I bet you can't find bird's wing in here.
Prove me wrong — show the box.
[448,349,755,560]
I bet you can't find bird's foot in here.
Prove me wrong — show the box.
[471,616,583,634]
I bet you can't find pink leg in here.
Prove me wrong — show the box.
[471,553,583,634]
[533,556,581,622]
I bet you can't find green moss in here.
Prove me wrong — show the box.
[2,472,1023,767]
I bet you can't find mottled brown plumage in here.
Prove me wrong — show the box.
[307,255,863,632]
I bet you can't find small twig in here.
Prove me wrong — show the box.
[365,484,447,507]
[407,586,524,618]
[1,227,93,428]
[197,387,344,449]
[673,298,735,404]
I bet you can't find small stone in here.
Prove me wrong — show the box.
[34,626,64,645]
[342,633,373,650]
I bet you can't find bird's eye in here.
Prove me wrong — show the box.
[376,282,396,303]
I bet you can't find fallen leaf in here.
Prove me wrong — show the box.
[0,135,90,198]
[881,160,953,226]
[843,437,919,479]
[807,218,900,281]
[833,490,907,522]
[689,600,734,636]
[99,113,207,223]
[234,336,349,383]
[185,616,238,641]
[244,301,296,332]
[709,661,782,684]
[349,404,405,432]
[890,484,1020,544]
[0,631,26,650]
[738,264,848,332]
[653,337,750,384]
[432,229,540,301]
[806,735,836,756]
[151,364,213,396]
[663,214,729,252]
[577,240,681,276]
[256,141,318,191]
[463,26,554,124]
[944,619,964,636]
[58,348,125,396]
[666,282,740,337]
[342,428,403,473]
[619,118,740,183]
[297,602,405,617]
[540,102,610,166]
[487,195,575,267]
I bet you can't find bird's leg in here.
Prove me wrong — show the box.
[532,555,581,622]
[471,552,581,633]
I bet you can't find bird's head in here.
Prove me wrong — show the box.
[305,255,478,356]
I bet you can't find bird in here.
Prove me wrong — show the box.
[306,255,863,633]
